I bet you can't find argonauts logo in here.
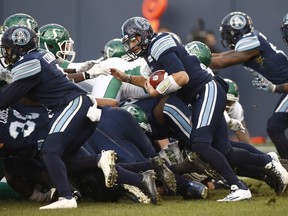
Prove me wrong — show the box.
[230,14,247,30]
[12,27,31,46]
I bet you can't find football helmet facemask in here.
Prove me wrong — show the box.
[224,78,240,114]
[219,12,254,49]
[0,26,39,66]
[121,103,152,133]
[281,13,288,45]
[39,23,75,63]
[103,38,129,60]
[185,41,212,67]
[2,13,39,33]
[121,17,154,60]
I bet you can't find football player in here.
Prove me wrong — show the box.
[0,102,165,204]
[224,78,253,144]
[252,13,288,93]
[111,16,288,201]
[0,25,112,209]
[39,23,111,92]
[185,41,246,135]
[210,11,288,160]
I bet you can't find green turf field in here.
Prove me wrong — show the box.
[1,178,288,216]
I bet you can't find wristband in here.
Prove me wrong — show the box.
[83,72,90,80]
[156,75,181,95]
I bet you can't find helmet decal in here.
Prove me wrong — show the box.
[12,28,31,46]
[134,17,150,31]
[230,14,247,30]
[185,41,212,67]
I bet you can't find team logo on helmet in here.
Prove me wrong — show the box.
[134,17,150,31]
[12,28,31,46]
[230,14,247,30]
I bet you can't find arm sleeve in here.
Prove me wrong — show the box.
[0,77,40,109]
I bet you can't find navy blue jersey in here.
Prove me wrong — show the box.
[0,105,49,158]
[0,49,87,111]
[144,32,213,102]
[235,30,288,85]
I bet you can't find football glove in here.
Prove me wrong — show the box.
[0,68,12,83]
[228,118,246,133]
[76,60,98,73]
[83,64,111,79]
[252,74,276,93]
[224,111,245,133]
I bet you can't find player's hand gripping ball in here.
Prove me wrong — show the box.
[148,70,168,88]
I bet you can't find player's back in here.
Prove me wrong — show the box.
[236,30,288,84]
[12,49,87,110]
[0,105,49,158]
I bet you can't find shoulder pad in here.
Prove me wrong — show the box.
[235,34,260,52]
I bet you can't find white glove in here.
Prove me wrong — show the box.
[83,64,111,79]
[0,68,12,83]
[224,111,245,133]
[76,60,98,73]
[252,74,276,93]
[228,118,246,133]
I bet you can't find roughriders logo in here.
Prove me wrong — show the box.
[12,27,31,46]
[0,108,9,124]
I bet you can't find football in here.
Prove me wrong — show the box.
[148,70,168,88]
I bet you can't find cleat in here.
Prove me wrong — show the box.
[151,156,177,193]
[263,174,285,196]
[265,159,288,186]
[45,188,58,203]
[40,197,77,210]
[173,152,220,180]
[122,184,151,204]
[97,150,118,187]
[72,190,82,202]
[141,170,161,205]
[267,152,280,163]
[264,159,288,195]
[182,181,209,200]
[217,185,252,202]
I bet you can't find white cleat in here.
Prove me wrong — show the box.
[217,185,252,202]
[39,197,77,210]
[267,152,280,163]
[97,150,118,187]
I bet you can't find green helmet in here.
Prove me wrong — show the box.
[185,41,212,67]
[2,13,39,33]
[224,78,239,113]
[121,104,152,133]
[39,23,75,63]
[103,38,128,60]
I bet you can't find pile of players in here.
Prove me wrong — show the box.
[0,11,288,210]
